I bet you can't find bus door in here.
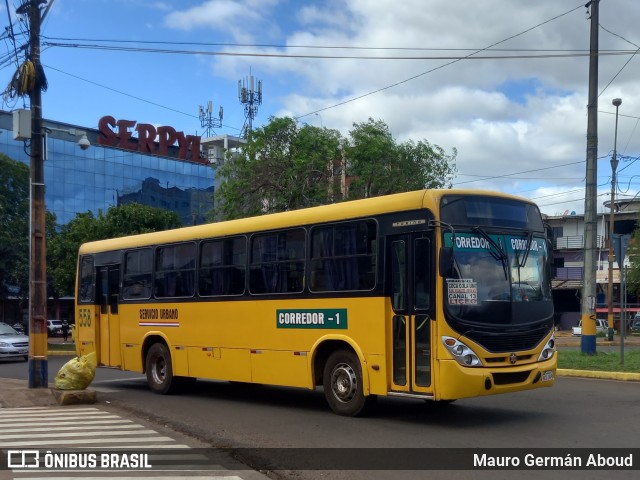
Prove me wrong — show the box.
[389,234,433,394]
[96,265,121,367]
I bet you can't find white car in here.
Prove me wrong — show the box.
[0,322,29,361]
[572,319,608,336]
[47,319,63,336]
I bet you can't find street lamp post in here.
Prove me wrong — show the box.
[607,97,622,341]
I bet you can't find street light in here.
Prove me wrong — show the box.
[607,97,622,341]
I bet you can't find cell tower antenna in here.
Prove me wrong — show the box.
[238,68,262,137]
[198,100,223,137]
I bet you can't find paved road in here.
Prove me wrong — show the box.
[2,347,639,480]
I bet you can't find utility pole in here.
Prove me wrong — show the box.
[606,98,622,342]
[581,0,599,355]
[20,0,48,387]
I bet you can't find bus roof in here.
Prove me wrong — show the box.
[78,188,533,254]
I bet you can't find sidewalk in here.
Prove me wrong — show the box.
[46,335,77,355]
[1,334,638,409]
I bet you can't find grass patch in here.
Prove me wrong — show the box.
[47,342,76,352]
[558,349,640,372]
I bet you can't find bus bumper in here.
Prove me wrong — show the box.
[437,356,557,400]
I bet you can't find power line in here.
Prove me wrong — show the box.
[40,35,631,53]
[296,2,587,120]
[41,41,635,61]
[452,160,585,186]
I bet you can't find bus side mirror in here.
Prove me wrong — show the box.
[439,246,453,277]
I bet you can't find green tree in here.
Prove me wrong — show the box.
[214,117,342,220]
[0,154,29,299]
[214,116,457,220]
[48,203,181,296]
[346,118,397,198]
[346,118,457,198]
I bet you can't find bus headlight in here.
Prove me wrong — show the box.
[442,336,481,367]
[537,334,556,362]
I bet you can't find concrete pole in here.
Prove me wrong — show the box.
[606,98,621,341]
[26,0,48,387]
[581,0,599,355]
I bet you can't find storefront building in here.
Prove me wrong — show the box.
[0,110,216,226]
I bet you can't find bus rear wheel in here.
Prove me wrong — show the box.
[146,343,179,395]
[323,350,375,417]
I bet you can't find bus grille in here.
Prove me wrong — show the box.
[464,326,549,353]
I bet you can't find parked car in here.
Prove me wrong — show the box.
[0,322,29,361]
[46,319,63,336]
[631,317,640,336]
[572,318,608,336]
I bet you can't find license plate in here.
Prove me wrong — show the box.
[542,370,554,382]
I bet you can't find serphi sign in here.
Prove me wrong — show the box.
[98,116,205,163]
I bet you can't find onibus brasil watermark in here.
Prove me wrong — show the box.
[6,450,151,471]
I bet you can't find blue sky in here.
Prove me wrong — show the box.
[2,0,640,216]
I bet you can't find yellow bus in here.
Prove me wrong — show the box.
[74,189,556,416]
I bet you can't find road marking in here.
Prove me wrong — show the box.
[0,407,186,449]
[0,407,261,479]
[0,423,143,433]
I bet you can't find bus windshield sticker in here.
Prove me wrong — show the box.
[277,309,347,329]
[446,279,478,305]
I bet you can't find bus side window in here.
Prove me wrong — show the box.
[200,237,246,297]
[123,249,152,300]
[310,220,376,292]
[78,255,95,304]
[155,243,196,298]
[250,229,305,294]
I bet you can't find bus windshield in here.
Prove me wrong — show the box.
[442,230,553,326]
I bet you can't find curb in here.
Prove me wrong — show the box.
[557,368,640,382]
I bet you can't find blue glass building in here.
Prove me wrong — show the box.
[0,110,216,226]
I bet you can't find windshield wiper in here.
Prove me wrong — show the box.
[472,226,508,280]
[519,231,534,268]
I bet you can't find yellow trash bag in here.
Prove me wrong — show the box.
[54,351,97,390]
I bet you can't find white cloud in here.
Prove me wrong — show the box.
[34,0,640,216]
[164,0,261,31]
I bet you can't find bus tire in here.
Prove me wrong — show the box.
[323,349,375,417]
[146,343,178,395]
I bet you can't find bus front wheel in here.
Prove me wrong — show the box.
[323,350,375,417]
[146,343,177,395]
